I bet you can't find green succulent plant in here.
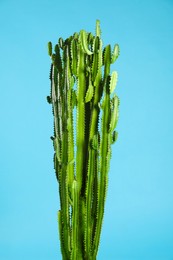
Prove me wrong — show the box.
[47,20,120,260]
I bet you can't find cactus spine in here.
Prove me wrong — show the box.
[47,20,120,260]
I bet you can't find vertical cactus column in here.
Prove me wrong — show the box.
[47,20,120,260]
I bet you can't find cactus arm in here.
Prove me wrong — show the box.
[66,45,75,199]
[58,37,64,49]
[85,148,95,256]
[71,180,78,259]
[76,41,86,193]
[51,65,58,137]
[85,30,103,257]
[111,44,120,64]
[91,36,100,83]
[103,44,111,76]
[93,78,111,258]
[85,77,94,103]
[48,41,52,56]
[90,150,99,238]
[54,44,63,73]
[49,62,62,183]
[109,71,118,94]
[95,19,101,37]
[48,44,69,257]
[76,39,87,258]
[112,130,118,144]
[92,44,112,258]
[80,30,93,55]
[58,45,72,257]
[50,43,63,144]
[109,94,119,132]
[70,38,78,75]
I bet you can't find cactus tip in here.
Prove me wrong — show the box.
[96,19,101,37]
[48,41,52,56]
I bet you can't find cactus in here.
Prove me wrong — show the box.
[47,20,120,260]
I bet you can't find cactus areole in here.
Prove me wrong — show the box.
[47,20,120,260]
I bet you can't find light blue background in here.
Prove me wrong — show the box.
[0,0,173,259]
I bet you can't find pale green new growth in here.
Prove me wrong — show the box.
[47,20,120,260]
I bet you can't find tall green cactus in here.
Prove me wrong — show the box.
[47,20,120,260]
